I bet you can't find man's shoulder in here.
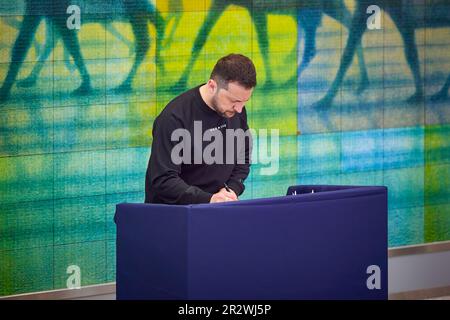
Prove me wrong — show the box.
[161,86,199,115]
[155,86,199,126]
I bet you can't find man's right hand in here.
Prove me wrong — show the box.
[210,188,238,203]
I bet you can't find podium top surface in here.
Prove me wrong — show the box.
[116,184,387,212]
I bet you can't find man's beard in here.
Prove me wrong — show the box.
[211,94,235,118]
[211,94,226,117]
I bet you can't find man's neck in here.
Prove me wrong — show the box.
[199,84,215,112]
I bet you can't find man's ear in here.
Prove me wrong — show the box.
[208,79,218,94]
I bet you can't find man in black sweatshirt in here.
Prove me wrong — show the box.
[145,54,256,204]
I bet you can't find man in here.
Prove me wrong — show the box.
[145,53,256,204]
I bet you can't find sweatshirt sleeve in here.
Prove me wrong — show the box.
[147,113,213,204]
[226,108,252,196]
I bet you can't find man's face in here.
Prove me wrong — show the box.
[211,81,253,118]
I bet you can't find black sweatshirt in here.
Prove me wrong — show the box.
[145,85,251,204]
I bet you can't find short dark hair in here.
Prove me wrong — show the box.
[210,54,257,89]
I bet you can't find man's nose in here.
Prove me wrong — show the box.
[234,103,244,113]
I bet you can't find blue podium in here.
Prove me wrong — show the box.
[114,185,388,300]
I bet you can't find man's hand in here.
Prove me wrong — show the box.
[210,187,238,203]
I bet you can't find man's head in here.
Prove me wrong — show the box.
[204,54,257,118]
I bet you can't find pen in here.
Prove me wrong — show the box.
[224,183,231,192]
